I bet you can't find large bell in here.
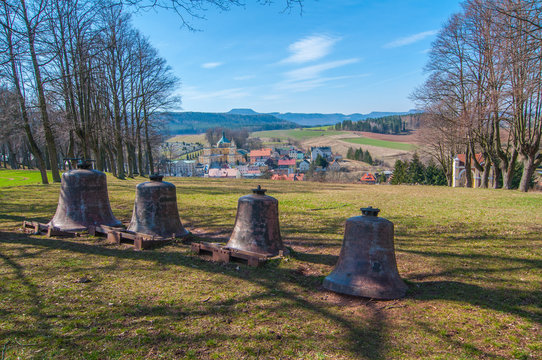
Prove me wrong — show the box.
[49,160,122,231]
[226,185,284,256]
[127,174,189,238]
[323,207,407,299]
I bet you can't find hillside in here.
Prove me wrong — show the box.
[161,111,297,135]
[268,110,422,126]
[0,172,540,359]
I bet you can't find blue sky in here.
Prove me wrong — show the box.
[132,0,462,114]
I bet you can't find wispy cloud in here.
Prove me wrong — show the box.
[281,34,339,64]
[284,59,359,81]
[383,30,438,48]
[201,62,222,69]
[183,86,249,100]
[276,58,365,92]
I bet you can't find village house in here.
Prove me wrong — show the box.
[271,173,304,181]
[310,146,333,161]
[207,168,240,179]
[277,158,296,175]
[360,173,377,185]
[452,153,485,188]
[236,164,263,178]
[171,160,197,177]
[298,159,310,173]
[249,148,272,164]
[328,159,341,172]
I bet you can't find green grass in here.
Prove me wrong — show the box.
[342,137,416,151]
[252,128,348,141]
[0,172,541,359]
[0,169,53,187]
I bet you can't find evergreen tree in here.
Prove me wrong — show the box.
[391,160,407,184]
[314,154,328,168]
[407,153,425,184]
[346,147,355,160]
[363,150,373,165]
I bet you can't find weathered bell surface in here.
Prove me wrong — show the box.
[127,174,188,238]
[49,160,122,231]
[323,207,407,299]
[226,185,284,256]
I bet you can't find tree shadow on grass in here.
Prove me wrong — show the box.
[0,231,388,359]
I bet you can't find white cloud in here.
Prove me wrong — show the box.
[276,74,369,93]
[284,59,359,81]
[282,34,339,64]
[201,62,222,69]
[383,30,438,48]
[276,57,366,93]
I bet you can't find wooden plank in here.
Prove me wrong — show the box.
[191,242,267,267]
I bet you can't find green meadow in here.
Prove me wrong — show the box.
[0,171,540,359]
[252,128,348,141]
[341,137,416,151]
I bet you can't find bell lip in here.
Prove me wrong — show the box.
[47,220,123,232]
[322,277,408,300]
[126,225,190,239]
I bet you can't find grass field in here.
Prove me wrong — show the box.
[0,170,541,359]
[0,169,53,187]
[252,128,349,141]
[342,137,416,151]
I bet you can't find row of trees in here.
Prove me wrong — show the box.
[334,115,406,134]
[0,0,181,183]
[413,0,541,192]
[346,147,373,165]
[391,154,447,186]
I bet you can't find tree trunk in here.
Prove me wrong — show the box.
[519,156,536,192]
[20,0,61,182]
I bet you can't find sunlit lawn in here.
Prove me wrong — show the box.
[0,171,540,359]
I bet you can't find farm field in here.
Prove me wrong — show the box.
[251,128,349,141]
[342,137,417,151]
[0,171,540,359]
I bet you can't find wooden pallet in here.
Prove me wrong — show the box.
[22,220,172,250]
[89,225,172,250]
[191,242,274,267]
[22,220,81,237]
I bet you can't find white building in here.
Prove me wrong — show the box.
[310,146,333,161]
[171,160,197,177]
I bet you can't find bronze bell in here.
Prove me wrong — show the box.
[127,174,188,238]
[323,207,407,299]
[49,160,122,231]
[226,185,284,256]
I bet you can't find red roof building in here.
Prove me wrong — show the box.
[360,173,376,184]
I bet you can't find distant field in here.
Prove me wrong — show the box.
[342,137,416,151]
[0,169,53,187]
[0,174,540,359]
[252,128,348,141]
[167,134,207,144]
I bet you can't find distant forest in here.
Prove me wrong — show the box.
[332,114,423,134]
[162,112,297,135]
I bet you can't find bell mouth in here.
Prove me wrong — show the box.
[149,174,163,182]
[361,206,380,217]
[252,185,267,195]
